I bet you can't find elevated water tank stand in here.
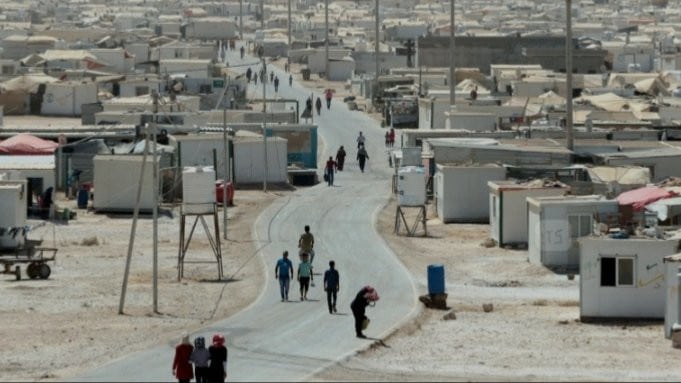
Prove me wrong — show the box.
[177,204,224,281]
[394,205,427,237]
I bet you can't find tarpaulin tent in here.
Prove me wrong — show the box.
[0,134,59,155]
[616,186,678,211]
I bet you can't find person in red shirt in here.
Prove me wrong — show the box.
[172,334,194,383]
[388,128,396,148]
[324,88,333,109]
[325,156,337,186]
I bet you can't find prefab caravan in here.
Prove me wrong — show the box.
[0,180,27,249]
[232,135,288,184]
[579,236,680,321]
[93,155,157,213]
[527,195,619,268]
[488,180,570,246]
[434,163,506,223]
[664,253,681,338]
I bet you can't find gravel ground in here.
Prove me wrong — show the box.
[0,189,285,382]
[312,197,681,382]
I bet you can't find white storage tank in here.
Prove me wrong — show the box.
[397,166,426,206]
[182,166,216,215]
[0,181,27,249]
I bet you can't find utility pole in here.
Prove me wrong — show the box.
[374,0,380,102]
[239,0,243,40]
[259,47,268,192]
[325,0,330,79]
[119,98,152,315]
[565,0,574,151]
[288,0,292,72]
[449,0,456,108]
[260,0,264,30]
[222,74,229,240]
[151,90,159,314]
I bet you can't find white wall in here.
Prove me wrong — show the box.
[233,138,288,184]
[93,155,156,212]
[176,136,229,180]
[580,237,679,320]
[124,43,149,64]
[0,181,27,249]
[186,18,237,40]
[606,156,681,182]
[418,98,450,130]
[41,82,98,116]
[159,60,211,79]
[329,60,354,81]
[528,199,619,268]
[435,165,505,223]
[447,112,497,131]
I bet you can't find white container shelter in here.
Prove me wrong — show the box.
[488,180,570,246]
[0,180,27,249]
[579,236,679,321]
[174,134,230,180]
[233,135,288,184]
[93,155,156,213]
[434,163,506,223]
[664,253,681,338]
[527,195,619,268]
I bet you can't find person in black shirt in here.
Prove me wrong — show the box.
[350,285,379,338]
[208,334,227,382]
[324,261,340,314]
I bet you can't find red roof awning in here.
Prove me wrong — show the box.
[0,133,59,155]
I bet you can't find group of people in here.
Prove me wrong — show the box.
[245,67,291,92]
[173,334,227,383]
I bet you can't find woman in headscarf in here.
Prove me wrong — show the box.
[172,334,194,383]
[208,334,228,382]
[190,336,211,383]
[350,285,379,338]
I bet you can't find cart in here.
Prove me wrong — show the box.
[0,240,57,281]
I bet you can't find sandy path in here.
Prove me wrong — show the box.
[0,189,284,381]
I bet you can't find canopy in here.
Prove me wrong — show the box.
[0,74,59,93]
[0,134,59,155]
[646,197,681,221]
[616,186,678,211]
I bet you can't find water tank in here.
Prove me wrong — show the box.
[182,166,216,215]
[0,181,27,249]
[397,166,426,206]
[427,264,446,295]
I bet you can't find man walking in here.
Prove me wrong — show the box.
[274,76,280,93]
[357,144,370,173]
[324,261,340,314]
[298,225,315,264]
[275,251,294,302]
[325,156,337,186]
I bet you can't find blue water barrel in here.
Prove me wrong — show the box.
[77,189,89,209]
[427,264,446,295]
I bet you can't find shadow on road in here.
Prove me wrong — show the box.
[199,278,242,284]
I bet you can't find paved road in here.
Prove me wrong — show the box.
[74,46,419,382]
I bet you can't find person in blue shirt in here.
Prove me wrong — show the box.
[323,260,340,314]
[275,251,294,302]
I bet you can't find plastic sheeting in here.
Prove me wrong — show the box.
[617,186,678,211]
[0,134,59,155]
[646,197,681,221]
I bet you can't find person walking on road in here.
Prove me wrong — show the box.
[246,67,252,83]
[190,336,210,383]
[315,97,322,116]
[356,131,366,149]
[253,73,258,85]
[350,286,379,338]
[325,156,337,186]
[357,144,370,173]
[335,146,346,171]
[240,45,245,59]
[298,225,315,264]
[274,76,280,93]
[275,251,294,301]
[324,88,333,109]
[388,128,396,148]
[208,334,227,383]
[173,334,194,383]
[289,74,293,86]
[324,261,340,314]
[297,252,313,300]
[384,131,390,148]
[269,71,274,83]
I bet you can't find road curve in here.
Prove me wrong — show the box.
[73,47,419,382]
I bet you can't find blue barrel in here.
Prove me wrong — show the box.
[77,189,89,209]
[427,264,446,295]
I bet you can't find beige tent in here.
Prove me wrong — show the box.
[634,77,671,97]
[0,74,59,93]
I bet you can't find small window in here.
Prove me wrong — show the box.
[2,65,14,75]
[135,86,149,96]
[601,256,635,287]
[569,214,592,238]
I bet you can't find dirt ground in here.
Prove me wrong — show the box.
[0,189,286,382]
[312,198,681,382]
